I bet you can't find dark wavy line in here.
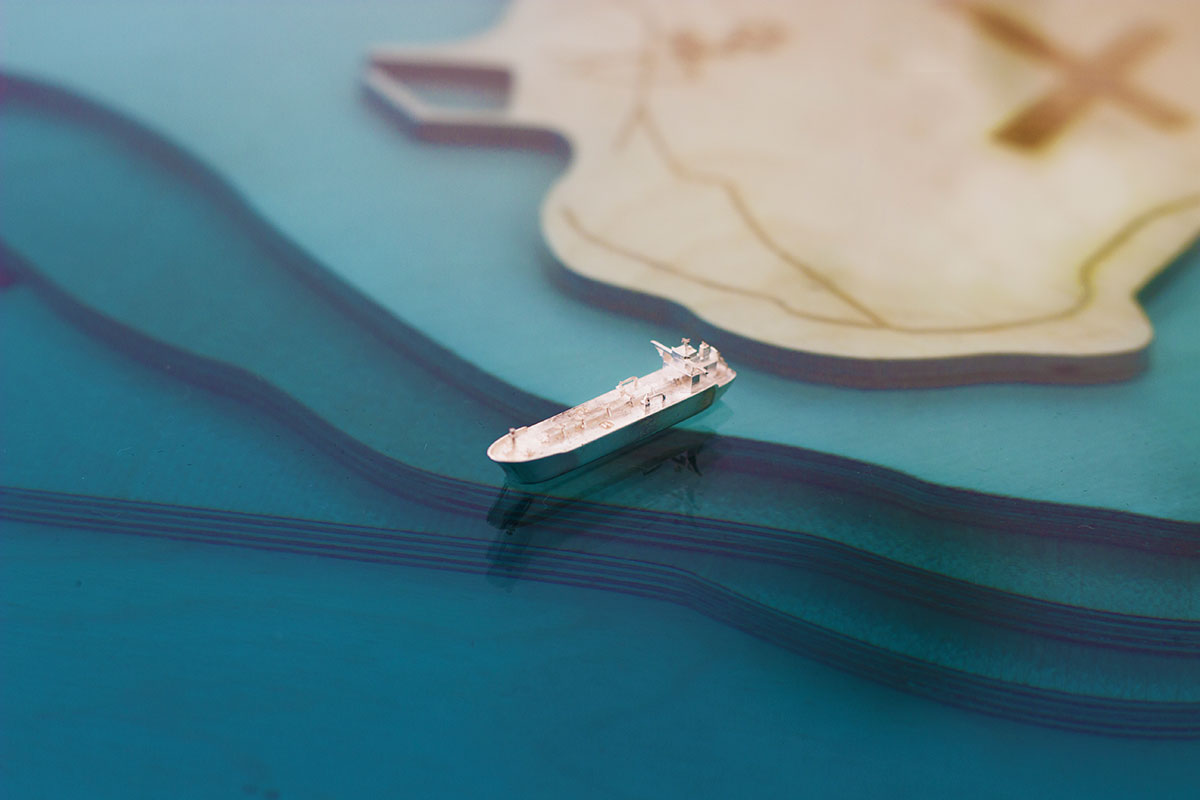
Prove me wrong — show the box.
[1,72,1197,652]
[2,270,1197,659]
[2,232,1195,570]
[6,476,1200,658]
[4,72,1200,735]
[2,70,1196,536]
[3,487,1197,739]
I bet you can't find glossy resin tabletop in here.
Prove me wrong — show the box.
[2,3,1199,798]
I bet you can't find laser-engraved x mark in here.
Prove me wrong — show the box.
[958,2,1190,149]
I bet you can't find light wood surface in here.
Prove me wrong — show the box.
[366,0,1200,384]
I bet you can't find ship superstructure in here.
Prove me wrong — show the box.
[487,339,735,483]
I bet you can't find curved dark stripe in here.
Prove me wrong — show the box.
[2,70,1197,544]
[2,487,1197,739]
[11,479,1200,666]
[3,474,1197,660]
[0,73,1197,655]
[5,256,1200,659]
[4,72,1200,735]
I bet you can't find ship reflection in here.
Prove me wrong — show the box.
[485,428,713,586]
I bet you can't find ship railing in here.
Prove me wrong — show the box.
[642,391,667,410]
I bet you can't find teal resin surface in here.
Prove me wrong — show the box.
[5,242,1200,799]
[4,0,1199,519]
[3,3,1199,798]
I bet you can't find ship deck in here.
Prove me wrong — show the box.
[488,361,734,464]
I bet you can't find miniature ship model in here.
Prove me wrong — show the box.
[487,339,736,483]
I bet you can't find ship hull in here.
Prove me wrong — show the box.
[495,381,730,484]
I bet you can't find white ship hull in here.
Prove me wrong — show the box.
[487,339,735,484]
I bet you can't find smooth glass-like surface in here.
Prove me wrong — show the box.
[2,2,1199,797]
[6,1,1200,519]
[6,254,1200,798]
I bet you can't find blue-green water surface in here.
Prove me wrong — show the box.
[4,258,1200,799]
[3,2,1200,797]
[4,0,1199,518]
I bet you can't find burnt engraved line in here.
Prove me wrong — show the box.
[565,5,874,327]
[895,193,1200,333]
[630,109,886,326]
[563,194,1200,334]
[573,6,887,326]
[561,206,881,329]
[556,2,1200,335]
[611,33,659,150]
